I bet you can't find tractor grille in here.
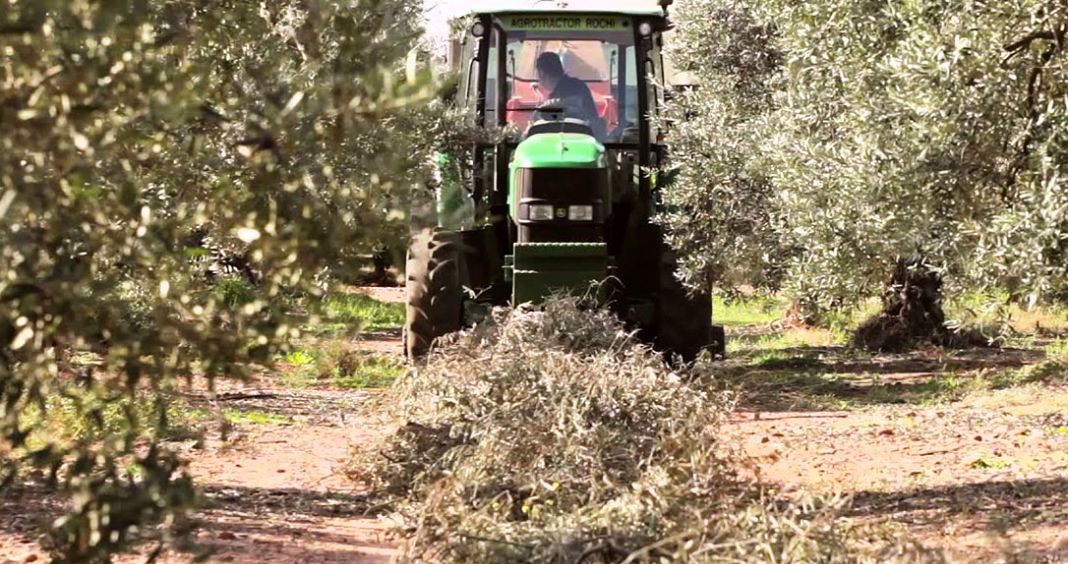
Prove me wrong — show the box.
[514,167,609,244]
[520,167,606,201]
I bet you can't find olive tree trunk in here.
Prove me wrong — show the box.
[852,258,948,352]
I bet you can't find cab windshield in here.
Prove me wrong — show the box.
[489,19,640,142]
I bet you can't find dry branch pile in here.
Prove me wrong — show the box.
[354,300,937,563]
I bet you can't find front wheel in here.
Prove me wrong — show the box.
[655,246,723,363]
[404,228,463,359]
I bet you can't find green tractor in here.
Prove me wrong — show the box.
[406,0,725,361]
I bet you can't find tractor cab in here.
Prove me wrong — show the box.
[451,4,670,183]
[405,1,725,362]
[490,17,647,141]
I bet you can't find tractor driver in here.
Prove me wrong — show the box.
[535,52,605,140]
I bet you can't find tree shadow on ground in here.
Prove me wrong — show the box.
[847,476,1068,556]
[716,346,1054,412]
[733,345,1043,375]
[180,386,372,422]
[0,481,391,563]
[0,481,64,547]
[200,483,374,517]
[172,485,392,563]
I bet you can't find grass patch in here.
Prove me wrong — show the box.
[331,354,403,389]
[969,455,1013,470]
[185,407,290,427]
[983,359,1068,389]
[284,349,316,366]
[320,292,404,332]
[712,293,789,327]
[876,374,974,406]
[725,353,1066,411]
[719,302,1068,411]
[717,369,979,410]
[214,276,258,308]
[946,291,1068,337]
[220,409,289,426]
[1047,338,1068,359]
[820,299,884,342]
[728,326,843,356]
[280,339,402,389]
[724,370,855,410]
[750,350,829,371]
[23,394,204,453]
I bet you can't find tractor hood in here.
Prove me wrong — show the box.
[512,132,605,169]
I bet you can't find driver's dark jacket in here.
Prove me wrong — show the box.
[549,75,601,132]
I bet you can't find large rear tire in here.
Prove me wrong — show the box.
[655,247,719,363]
[405,228,463,359]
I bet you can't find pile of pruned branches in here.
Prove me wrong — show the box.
[354,300,936,563]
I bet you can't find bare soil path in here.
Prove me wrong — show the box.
[721,344,1068,562]
[1,286,408,563]
[143,287,408,563]
[158,384,396,563]
[0,381,399,564]
[349,286,405,356]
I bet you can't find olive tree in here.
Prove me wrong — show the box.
[1,0,433,559]
[664,0,1067,335]
[659,0,787,292]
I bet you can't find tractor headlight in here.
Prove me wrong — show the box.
[568,205,595,221]
[529,204,554,221]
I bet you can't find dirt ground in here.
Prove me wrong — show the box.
[348,286,405,356]
[141,287,411,563]
[721,345,1068,562]
[157,386,397,563]
[1,287,408,564]
[2,289,1065,563]
[0,381,399,564]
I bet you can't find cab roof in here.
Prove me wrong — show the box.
[457,0,668,18]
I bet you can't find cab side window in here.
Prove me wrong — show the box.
[485,29,499,125]
[461,34,479,114]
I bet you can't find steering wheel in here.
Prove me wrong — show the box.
[533,97,587,122]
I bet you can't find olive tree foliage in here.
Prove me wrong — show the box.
[664,0,1068,313]
[1,0,432,559]
[660,0,787,291]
